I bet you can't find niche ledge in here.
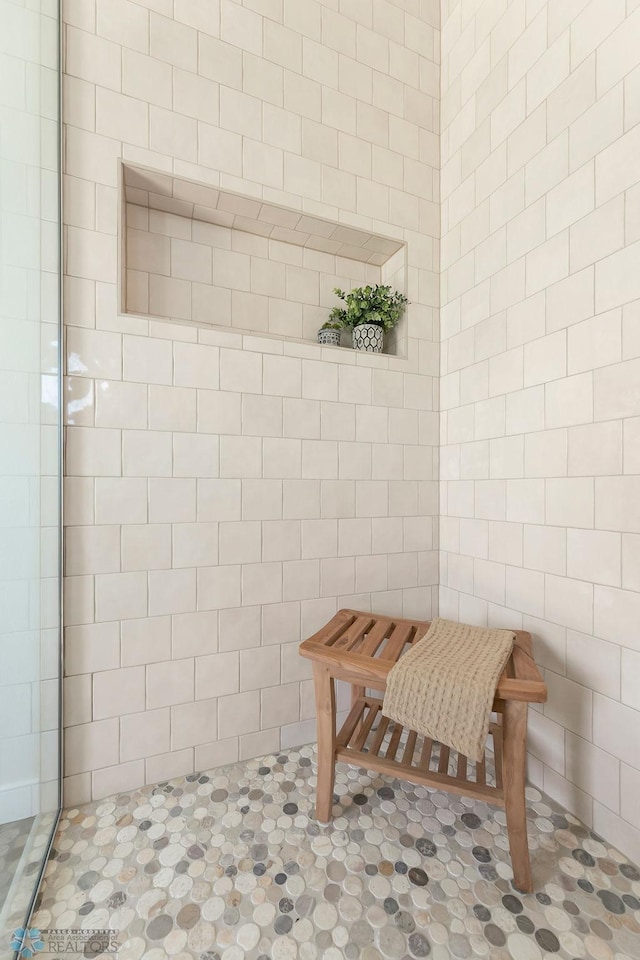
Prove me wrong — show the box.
[119,162,408,357]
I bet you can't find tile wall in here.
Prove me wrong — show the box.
[62,0,440,804]
[440,0,640,860]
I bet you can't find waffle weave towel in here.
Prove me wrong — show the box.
[383,618,514,762]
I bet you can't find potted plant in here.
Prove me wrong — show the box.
[317,319,343,347]
[329,284,408,353]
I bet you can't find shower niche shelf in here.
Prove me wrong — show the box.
[119,162,408,355]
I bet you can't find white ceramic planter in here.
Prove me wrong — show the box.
[317,328,342,347]
[352,323,384,352]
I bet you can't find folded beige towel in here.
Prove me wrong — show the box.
[383,618,514,762]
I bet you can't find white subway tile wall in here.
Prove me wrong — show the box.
[63,0,440,805]
[440,0,640,861]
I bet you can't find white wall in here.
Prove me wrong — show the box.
[62,0,440,805]
[440,0,640,862]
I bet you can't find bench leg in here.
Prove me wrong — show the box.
[313,663,336,823]
[503,699,532,893]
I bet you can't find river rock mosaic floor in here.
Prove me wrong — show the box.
[33,743,640,960]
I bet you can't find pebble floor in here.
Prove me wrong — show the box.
[33,743,640,960]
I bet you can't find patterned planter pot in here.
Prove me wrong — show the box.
[352,323,384,353]
[317,328,342,347]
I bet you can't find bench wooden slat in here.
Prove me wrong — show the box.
[493,723,503,788]
[336,698,367,748]
[359,618,394,657]
[456,752,467,781]
[369,714,389,755]
[385,722,403,760]
[353,702,378,751]
[380,621,415,662]
[438,744,450,775]
[476,754,486,786]
[403,729,418,767]
[335,615,375,651]
[420,736,433,770]
[306,609,356,647]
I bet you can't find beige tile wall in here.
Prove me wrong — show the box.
[440,0,640,861]
[63,0,440,804]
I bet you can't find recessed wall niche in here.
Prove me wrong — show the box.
[119,162,408,355]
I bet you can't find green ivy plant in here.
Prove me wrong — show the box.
[329,284,408,333]
[320,320,343,330]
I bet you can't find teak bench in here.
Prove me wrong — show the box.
[300,609,547,893]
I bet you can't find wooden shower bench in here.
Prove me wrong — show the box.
[300,609,547,893]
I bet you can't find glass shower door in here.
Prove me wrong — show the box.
[0,0,61,949]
